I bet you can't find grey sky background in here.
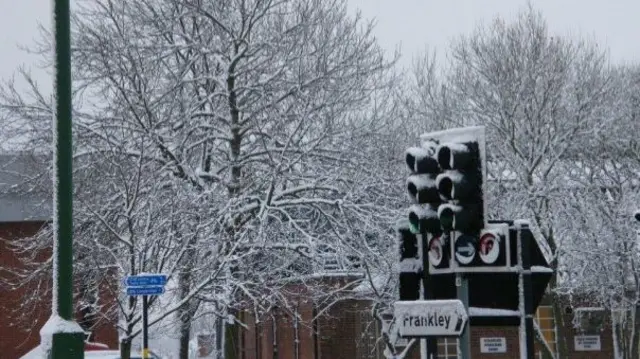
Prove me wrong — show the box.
[1,0,639,94]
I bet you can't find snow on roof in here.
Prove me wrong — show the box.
[419,126,485,145]
[0,153,51,222]
[352,272,392,294]
[469,307,520,317]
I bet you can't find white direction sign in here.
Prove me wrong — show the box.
[394,299,468,337]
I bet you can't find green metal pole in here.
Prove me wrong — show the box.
[41,0,85,357]
[54,0,73,322]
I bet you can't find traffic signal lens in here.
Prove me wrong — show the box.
[438,176,453,200]
[437,146,452,170]
[407,182,418,199]
[406,153,416,172]
[408,211,420,233]
[439,207,454,230]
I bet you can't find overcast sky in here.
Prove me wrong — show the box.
[1,0,639,92]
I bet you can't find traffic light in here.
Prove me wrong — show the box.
[434,137,486,267]
[435,141,484,233]
[405,145,443,235]
[405,143,450,270]
[396,219,421,300]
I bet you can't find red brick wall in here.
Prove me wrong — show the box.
[470,327,520,359]
[239,299,318,359]
[0,221,117,358]
[233,292,618,359]
[0,221,53,358]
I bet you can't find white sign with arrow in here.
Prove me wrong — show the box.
[454,235,476,265]
[394,299,468,337]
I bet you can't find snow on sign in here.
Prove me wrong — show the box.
[394,299,468,337]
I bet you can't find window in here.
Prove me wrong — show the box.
[572,307,605,334]
[356,309,383,359]
[437,338,459,359]
[535,305,557,358]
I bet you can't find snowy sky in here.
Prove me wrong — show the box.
[1,0,640,91]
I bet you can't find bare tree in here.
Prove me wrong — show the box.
[0,0,401,357]
[554,64,640,359]
[405,6,614,358]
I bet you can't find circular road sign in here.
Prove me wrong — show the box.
[428,236,444,267]
[478,232,500,264]
[454,234,476,265]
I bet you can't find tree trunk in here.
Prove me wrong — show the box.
[177,226,200,359]
[225,312,239,359]
[120,337,132,359]
[179,321,190,359]
[632,305,640,359]
[216,315,225,359]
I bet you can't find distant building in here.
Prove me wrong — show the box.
[225,267,617,359]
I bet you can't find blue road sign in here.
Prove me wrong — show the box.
[126,286,165,296]
[125,274,168,287]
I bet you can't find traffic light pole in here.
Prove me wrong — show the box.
[420,234,439,359]
[456,272,471,359]
[42,0,86,357]
[516,220,535,359]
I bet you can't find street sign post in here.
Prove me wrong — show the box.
[125,273,167,359]
[394,299,468,337]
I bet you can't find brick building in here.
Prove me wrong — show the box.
[0,155,619,359]
[218,277,616,359]
[0,154,117,358]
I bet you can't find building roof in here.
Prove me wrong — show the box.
[0,153,51,223]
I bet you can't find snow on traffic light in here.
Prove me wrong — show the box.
[405,143,443,236]
[396,219,422,300]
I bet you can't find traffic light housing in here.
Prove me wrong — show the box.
[435,141,484,234]
[396,220,421,300]
[405,126,488,270]
[433,130,487,267]
[405,145,443,235]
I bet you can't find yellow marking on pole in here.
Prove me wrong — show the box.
[142,348,150,358]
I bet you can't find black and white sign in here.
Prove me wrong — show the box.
[574,335,601,351]
[478,232,500,264]
[394,299,468,337]
[428,236,445,267]
[454,235,475,264]
[480,337,507,353]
